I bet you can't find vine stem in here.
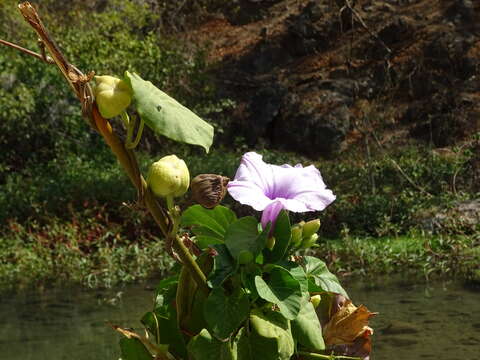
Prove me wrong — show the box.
[121,111,145,149]
[92,106,209,294]
[297,351,361,360]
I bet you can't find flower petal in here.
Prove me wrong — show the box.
[261,200,285,229]
[289,188,336,211]
[277,165,336,211]
[227,180,272,211]
[227,152,336,225]
[230,152,273,192]
[280,197,312,212]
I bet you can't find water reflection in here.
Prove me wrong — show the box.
[0,278,478,359]
[347,278,480,360]
[0,285,153,360]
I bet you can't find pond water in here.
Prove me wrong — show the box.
[0,278,478,360]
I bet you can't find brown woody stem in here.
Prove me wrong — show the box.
[92,106,209,293]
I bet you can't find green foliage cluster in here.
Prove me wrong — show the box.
[0,0,233,219]
[120,206,349,360]
[0,0,220,179]
[0,215,174,291]
[316,233,479,281]
[0,151,131,221]
[320,142,479,237]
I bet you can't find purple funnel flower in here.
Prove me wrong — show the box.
[227,152,336,228]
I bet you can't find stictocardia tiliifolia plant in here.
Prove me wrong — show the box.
[0,3,376,360]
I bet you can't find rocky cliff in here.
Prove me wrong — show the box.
[183,0,479,158]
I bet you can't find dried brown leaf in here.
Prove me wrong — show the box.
[323,298,377,346]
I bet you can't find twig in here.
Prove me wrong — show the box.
[450,139,476,195]
[340,0,392,57]
[357,107,432,198]
[298,351,361,360]
[17,2,96,126]
[369,125,433,198]
[0,38,54,63]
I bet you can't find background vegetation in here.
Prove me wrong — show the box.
[0,0,478,290]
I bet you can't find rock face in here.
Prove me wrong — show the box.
[416,199,480,233]
[188,0,480,158]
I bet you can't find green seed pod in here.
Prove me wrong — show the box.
[147,155,190,198]
[290,224,303,247]
[302,219,321,240]
[190,174,229,209]
[94,75,132,119]
[300,233,319,249]
[310,294,321,308]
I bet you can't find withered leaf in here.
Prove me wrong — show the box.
[323,298,377,346]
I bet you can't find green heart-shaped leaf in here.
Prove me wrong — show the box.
[125,71,214,152]
[302,256,349,298]
[225,217,269,261]
[181,205,237,245]
[187,329,236,360]
[119,338,152,360]
[291,300,325,351]
[207,244,237,288]
[255,267,302,320]
[248,309,294,360]
[204,288,250,340]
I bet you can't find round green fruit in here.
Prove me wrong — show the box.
[94,75,132,119]
[147,155,190,198]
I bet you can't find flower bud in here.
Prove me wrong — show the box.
[290,224,303,247]
[94,75,132,119]
[266,236,276,250]
[301,233,319,249]
[302,219,321,239]
[191,174,229,209]
[147,155,190,198]
[310,294,321,308]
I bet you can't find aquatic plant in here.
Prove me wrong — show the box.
[0,3,375,359]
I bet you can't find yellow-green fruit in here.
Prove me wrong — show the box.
[94,75,132,119]
[310,294,321,308]
[302,219,321,239]
[301,233,319,249]
[147,155,190,198]
[266,236,276,250]
[290,225,303,247]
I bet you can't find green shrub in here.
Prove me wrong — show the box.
[0,0,219,176]
[320,143,478,237]
[0,217,174,291]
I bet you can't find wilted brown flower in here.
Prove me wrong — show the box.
[191,174,229,208]
[323,296,377,347]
